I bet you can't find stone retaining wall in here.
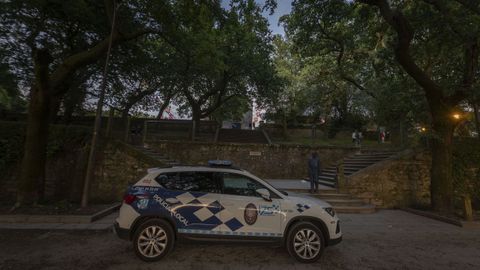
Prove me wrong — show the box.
[146,141,358,179]
[90,141,162,203]
[344,150,431,208]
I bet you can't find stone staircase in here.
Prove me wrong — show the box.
[318,150,398,187]
[131,145,181,166]
[282,188,376,214]
[308,189,376,214]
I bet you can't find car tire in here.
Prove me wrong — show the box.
[132,219,175,262]
[286,221,325,263]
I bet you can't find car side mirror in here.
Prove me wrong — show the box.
[256,188,271,201]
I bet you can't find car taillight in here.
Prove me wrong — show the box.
[124,194,137,204]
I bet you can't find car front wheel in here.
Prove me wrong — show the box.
[286,221,325,263]
[133,219,174,262]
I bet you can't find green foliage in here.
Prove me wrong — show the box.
[0,121,91,173]
[210,96,251,123]
[0,121,25,173]
[0,62,24,112]
[453,138,480,200]
[154,0,278,121]
[281,0,480,142]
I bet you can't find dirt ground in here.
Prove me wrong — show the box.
[1,210,479,270]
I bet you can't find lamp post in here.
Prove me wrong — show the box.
[81,0,119,208]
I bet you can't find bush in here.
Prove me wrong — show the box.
[0,121,92,174]
[453,138,480,203]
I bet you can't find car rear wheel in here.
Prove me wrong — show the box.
[133,219,174,262]
[286,221,325,263]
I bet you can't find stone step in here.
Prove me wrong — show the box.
[320,172,337,177]
[351,153,391,156]
[131,145,179,166]
[149,154,168,159]
[343,160,381,166]
[322,167,357,172]
[319,180,335,187]
[345,158,382,162]
[281,188,334,194]
[314,193,352,200]
[334,204,376,214]
[360,151,397,155]
[322,199,365,207]
[343,164,370,169]
[319,177,336,183]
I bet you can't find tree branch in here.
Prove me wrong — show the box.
[200,94,235,117]
[454,0,480,15]
[50,29,151,94]
[358,0,446,113]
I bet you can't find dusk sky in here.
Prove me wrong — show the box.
[261,0,293,35]
[222,0,293,35]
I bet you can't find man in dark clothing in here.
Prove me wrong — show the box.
[308,152,321,193]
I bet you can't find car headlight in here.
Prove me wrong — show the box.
[324,207,335,217]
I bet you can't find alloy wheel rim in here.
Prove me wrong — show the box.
[293,228,321,260]
[138,225,167,258]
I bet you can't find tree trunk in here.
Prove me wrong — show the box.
[430,117,455,212]
[17,85,51,205]
[473,102,480,141]
[122,109,130,142]
[191,106,201,140]
[49,95,62,124]
[282,109,288,139]
[106,107,115,138]
[157,96,172,119]
[17,48,53,206]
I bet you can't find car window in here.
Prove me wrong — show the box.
[222,173,270,197]
[155,172,219,193]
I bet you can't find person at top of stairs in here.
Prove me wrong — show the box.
[308,152,321,193]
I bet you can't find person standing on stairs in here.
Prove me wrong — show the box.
[308,152,321,193]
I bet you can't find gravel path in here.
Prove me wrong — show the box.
[1,210,479,270]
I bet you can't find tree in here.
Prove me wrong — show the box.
[1,0,154,205]
[284,0,480,211]
[357,0,479,212]
[269,34,374,138]
[154,0,278,135]
[105,41,180,126]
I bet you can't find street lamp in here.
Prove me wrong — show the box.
[452,113,461,120]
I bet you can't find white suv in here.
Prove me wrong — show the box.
[114,161,342,263]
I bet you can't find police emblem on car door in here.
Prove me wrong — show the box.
[216,173,282,237]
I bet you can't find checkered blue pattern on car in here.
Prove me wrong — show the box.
[296,203,311,213]
[154,189,245,232]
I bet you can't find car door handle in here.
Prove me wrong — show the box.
[166,198,180,204]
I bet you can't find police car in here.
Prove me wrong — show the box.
[114,160,342,263]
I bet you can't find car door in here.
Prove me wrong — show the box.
[154,171,225,234]
[215,172,282,237]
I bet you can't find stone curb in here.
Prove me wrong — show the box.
[0,203,121,224]
[0,223,113,231]
[401,208,480,229]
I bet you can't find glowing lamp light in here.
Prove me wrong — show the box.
[421,127,427,132]
[452,113,461,120]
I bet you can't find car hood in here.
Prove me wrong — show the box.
[286,192,332,208]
